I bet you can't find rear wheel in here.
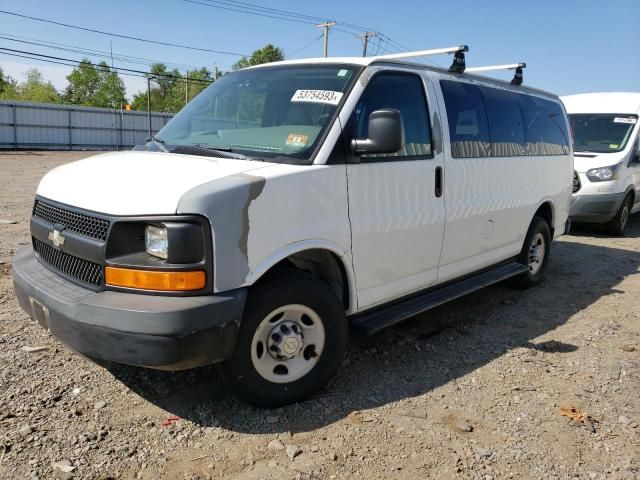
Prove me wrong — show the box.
[605,194,633,236]
[511,216,551,289]
[223,271,347,408]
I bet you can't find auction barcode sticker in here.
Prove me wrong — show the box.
[291,89,343,105]
[613,117,637,124]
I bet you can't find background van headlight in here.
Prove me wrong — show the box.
[586,165,618,182]
[145,225,168,259]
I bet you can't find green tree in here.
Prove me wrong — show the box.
[232,44,284,70]
[0,69,19,100]
[91,62,126,108]
[131,64,213,113]
[18,68,60,103]
[64,59,100,105]
[0,66,6,95]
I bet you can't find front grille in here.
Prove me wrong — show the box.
[573,170,581,193]
[33,200,110,241]
[33,237,103,287]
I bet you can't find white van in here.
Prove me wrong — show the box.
[13,47,573,407]
[562,92,640,235]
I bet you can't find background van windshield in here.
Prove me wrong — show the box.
[156,65,357,163]
[569,114,638,153]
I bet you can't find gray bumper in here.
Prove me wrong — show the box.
[12,245,246,370]
[569,192,625,223]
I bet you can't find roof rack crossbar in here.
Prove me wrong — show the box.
[371,45,468,61]
[465,63,526,86]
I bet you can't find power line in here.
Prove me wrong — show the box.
[0,47,214,84]
[0,9,248,57]
[0,32,226,71]
[287,34,324,58]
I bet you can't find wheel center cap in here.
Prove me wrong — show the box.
[267,321,304,360]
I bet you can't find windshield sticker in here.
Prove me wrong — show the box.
[286,133,308,147]
[613,117,637,124]
[337,69,349,77]
[609,144,619,149]
[291,89,343,105]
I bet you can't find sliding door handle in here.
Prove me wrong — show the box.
[435,166,443,198]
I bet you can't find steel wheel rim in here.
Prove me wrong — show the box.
[250,304,325,384]
[528,232,545,275]
[620,202,629,230]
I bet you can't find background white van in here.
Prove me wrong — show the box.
[562,92,640,235]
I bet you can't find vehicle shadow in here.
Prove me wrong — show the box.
[570,211,640,239]
[109,215,640,434]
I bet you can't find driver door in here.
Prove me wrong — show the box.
[345,68,446,310]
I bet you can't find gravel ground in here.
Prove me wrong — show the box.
[1,151,639,480]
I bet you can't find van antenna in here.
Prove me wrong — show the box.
[372,45,468,73]
[465,63,526,85]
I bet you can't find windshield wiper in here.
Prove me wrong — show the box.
[146,135,169,153]
[195,145,249,160]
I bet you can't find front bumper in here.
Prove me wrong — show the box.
[12,246,246,370]
[569,192,625,224]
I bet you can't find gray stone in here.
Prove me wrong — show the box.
[19,425,34,436]
[473,446,493,458]
[286,444,302,460]
[94,401,107,410]
[268,439,285,451]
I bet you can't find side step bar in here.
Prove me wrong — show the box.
[349,261,528,336]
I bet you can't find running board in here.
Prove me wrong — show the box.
[350,262,528,336]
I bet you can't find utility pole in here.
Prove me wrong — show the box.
[316,21,336,57]
[185,70,189,106]
[357,31,379,57]
[147,76,152,138]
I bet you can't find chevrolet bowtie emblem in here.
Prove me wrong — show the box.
[48,229,66,248]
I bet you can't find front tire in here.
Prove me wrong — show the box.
[224,271,348,408]
[511,216,551,289]
[605,194,632,236]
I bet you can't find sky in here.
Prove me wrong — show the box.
[0,0,638,99]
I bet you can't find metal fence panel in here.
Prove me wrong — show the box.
[0,100,174,150]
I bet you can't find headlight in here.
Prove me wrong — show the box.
[586,165,618,182]
[145,225,168,259]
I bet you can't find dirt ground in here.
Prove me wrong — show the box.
[0,151,638,480]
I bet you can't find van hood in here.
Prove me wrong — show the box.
[573,150,628,173]
[36,151,269,215]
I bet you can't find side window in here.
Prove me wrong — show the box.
[519,95,570,155]
[353,72,432,159]
[481,87,526,156]
[440,80,491,158]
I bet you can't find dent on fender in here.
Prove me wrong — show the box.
[177,173,266,291]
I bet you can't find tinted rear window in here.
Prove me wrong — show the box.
[440,80,490,158]
[480,86,525,156]
[440,79,570,158]
[519,95,570,155]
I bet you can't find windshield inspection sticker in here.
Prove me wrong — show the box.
[286,133,308,147]
[613,117,637,124]
[291,89,343,105]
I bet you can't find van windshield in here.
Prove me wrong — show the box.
[569,114,638,153]
[155,65,359,164]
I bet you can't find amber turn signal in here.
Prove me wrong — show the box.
[105,267,206,291]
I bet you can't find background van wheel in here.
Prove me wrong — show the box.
[510,216,551,289]
[224,271,348,408]
[605,194,632,237]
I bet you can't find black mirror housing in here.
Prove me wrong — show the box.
[351,109,405,155]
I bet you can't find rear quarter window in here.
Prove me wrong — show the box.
[519,95,570,155]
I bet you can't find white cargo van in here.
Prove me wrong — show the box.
[13,47,573,407]
[562,92,640,235]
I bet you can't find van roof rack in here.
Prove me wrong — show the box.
[465,63,526,85]
[372,45,469,74]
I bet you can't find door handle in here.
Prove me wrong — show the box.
[435,166,443,198]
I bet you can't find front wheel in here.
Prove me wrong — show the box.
[605,194,632,236]
[510,216,551,289]
[223,271,348,408]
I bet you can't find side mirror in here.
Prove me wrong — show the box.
[351,109,405,155]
